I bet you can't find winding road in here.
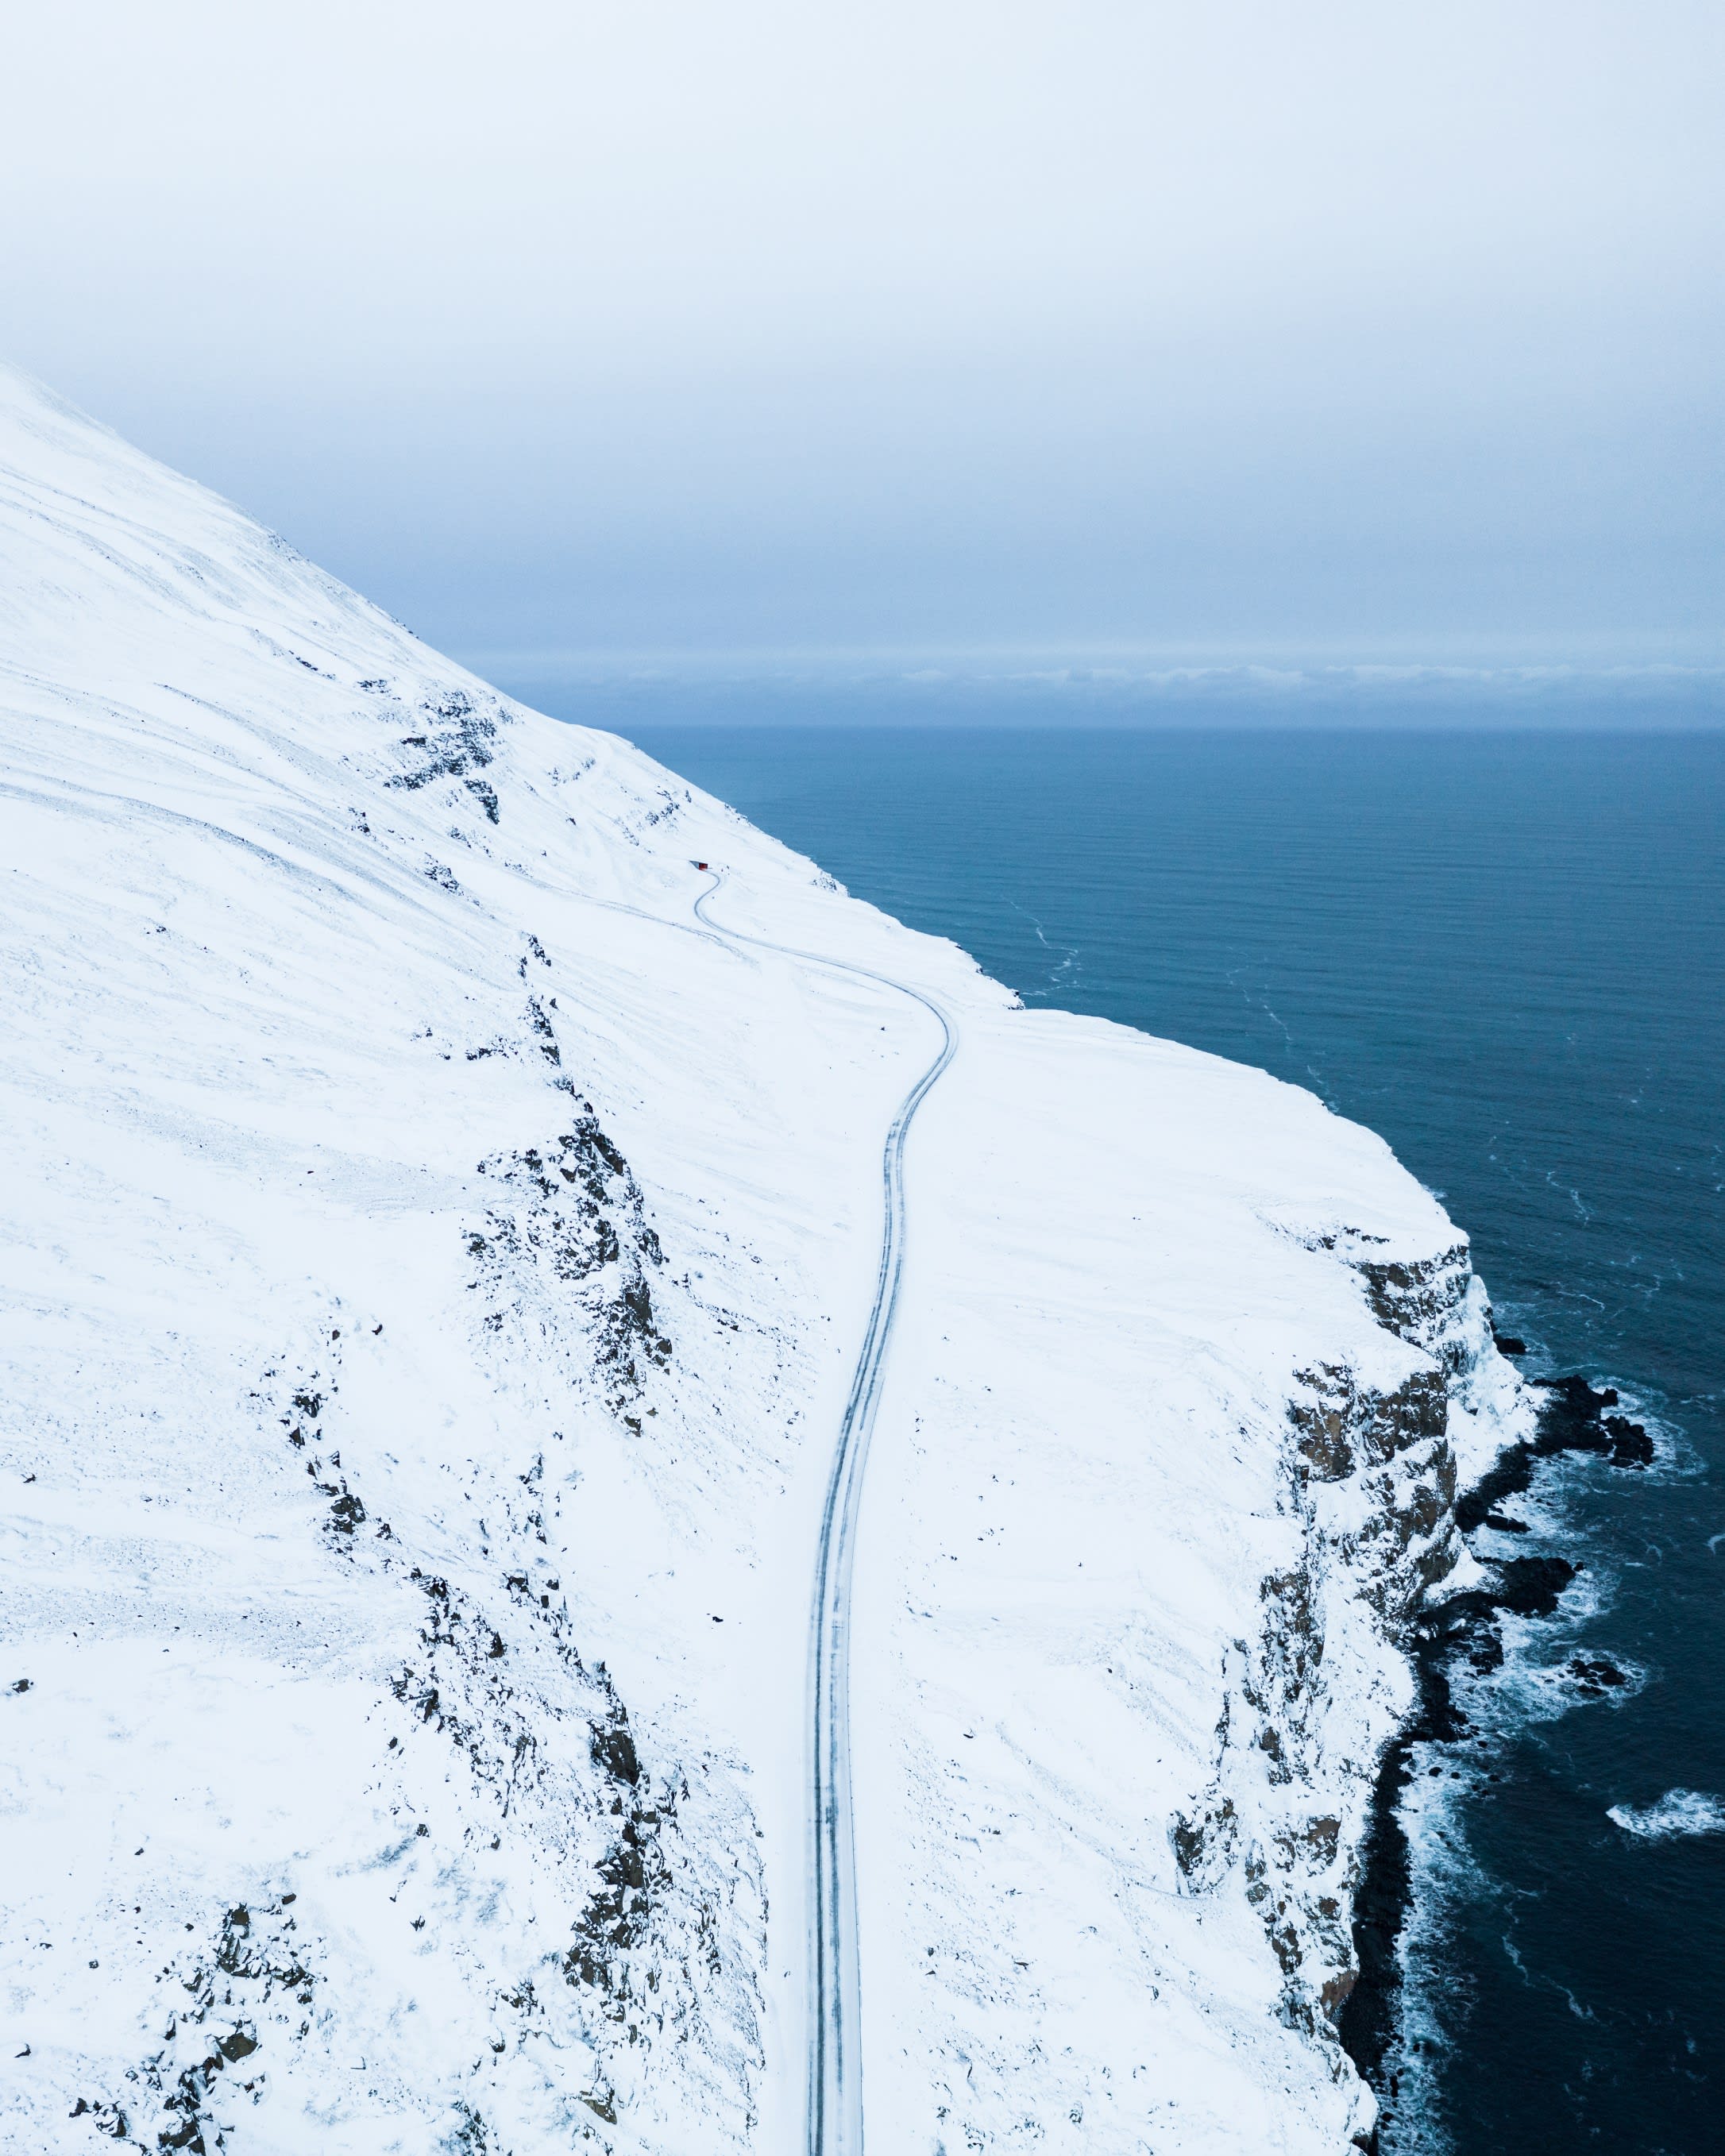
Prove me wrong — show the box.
[693,870,957,2156]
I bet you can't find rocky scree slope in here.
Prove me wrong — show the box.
[0,368,1530,2156]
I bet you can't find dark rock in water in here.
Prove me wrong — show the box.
[1494,1553,1580,1620]
[1457,1373,1648,1532]
[1565,1653,1630,1698]
[1343,1364,1647,2111]
[1492,1333,1529,1356]
[1603,1414,1654,1468]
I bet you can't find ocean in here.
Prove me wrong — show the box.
[627,724,1725,2155]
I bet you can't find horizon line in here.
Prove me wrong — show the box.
[459,648,1725,696]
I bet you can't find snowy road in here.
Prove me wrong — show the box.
[693,870,957,2156]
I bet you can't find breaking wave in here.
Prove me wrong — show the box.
[1607,1789,1725,1841]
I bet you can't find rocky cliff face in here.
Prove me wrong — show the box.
[0,368,1528,2156]
[1175,1241,1522,2072]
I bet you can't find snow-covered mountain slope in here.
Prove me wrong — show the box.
[0,365,1530,2156]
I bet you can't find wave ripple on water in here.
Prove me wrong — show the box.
[1607,1789,1725,1840]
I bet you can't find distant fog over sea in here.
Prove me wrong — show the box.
[481,653,1725,734]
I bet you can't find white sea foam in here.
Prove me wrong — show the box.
[1607,1790,1725,1840]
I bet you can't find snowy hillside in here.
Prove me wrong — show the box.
[0,366,1529,2156]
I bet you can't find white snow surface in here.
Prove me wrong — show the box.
[0,367,1530,2155]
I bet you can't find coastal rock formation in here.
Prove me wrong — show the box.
[0,368,1530,2154]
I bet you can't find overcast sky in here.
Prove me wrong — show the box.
[3,1,1720,684]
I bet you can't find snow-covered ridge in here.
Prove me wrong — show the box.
[0,365,1531,2155]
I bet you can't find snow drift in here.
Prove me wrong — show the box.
[0,367,1529,2154]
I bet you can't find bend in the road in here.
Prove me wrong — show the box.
[693,869,956,2156]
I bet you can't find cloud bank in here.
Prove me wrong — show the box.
[3,1,1719,679]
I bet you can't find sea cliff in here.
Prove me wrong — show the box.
[0,368,1530,2154]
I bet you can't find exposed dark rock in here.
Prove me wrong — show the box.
[1341,1366,1653,2121]
[559,1692,700,2075]
[1565,1653,1630,1698]
[91,1901,309,2151]
[592,1714,642,1789]
[388,688,503,797]
[1290,1362,1447,1484]
[1171,1792,1238,1891]
[1185,1242,1487,2043]
[470,1113,672,1417]
[1603,1414,1654,1467]
[1457,1376,1650,1535]
[1353,1244,1471,1375]
[525,996,561,1066]
[326,1487,366,1537]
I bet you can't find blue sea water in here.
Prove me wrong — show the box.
[629,724,1725,2154]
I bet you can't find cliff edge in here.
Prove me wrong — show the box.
[0,368,1530,2154]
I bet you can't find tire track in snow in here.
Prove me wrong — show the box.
[693,869,956,2156]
